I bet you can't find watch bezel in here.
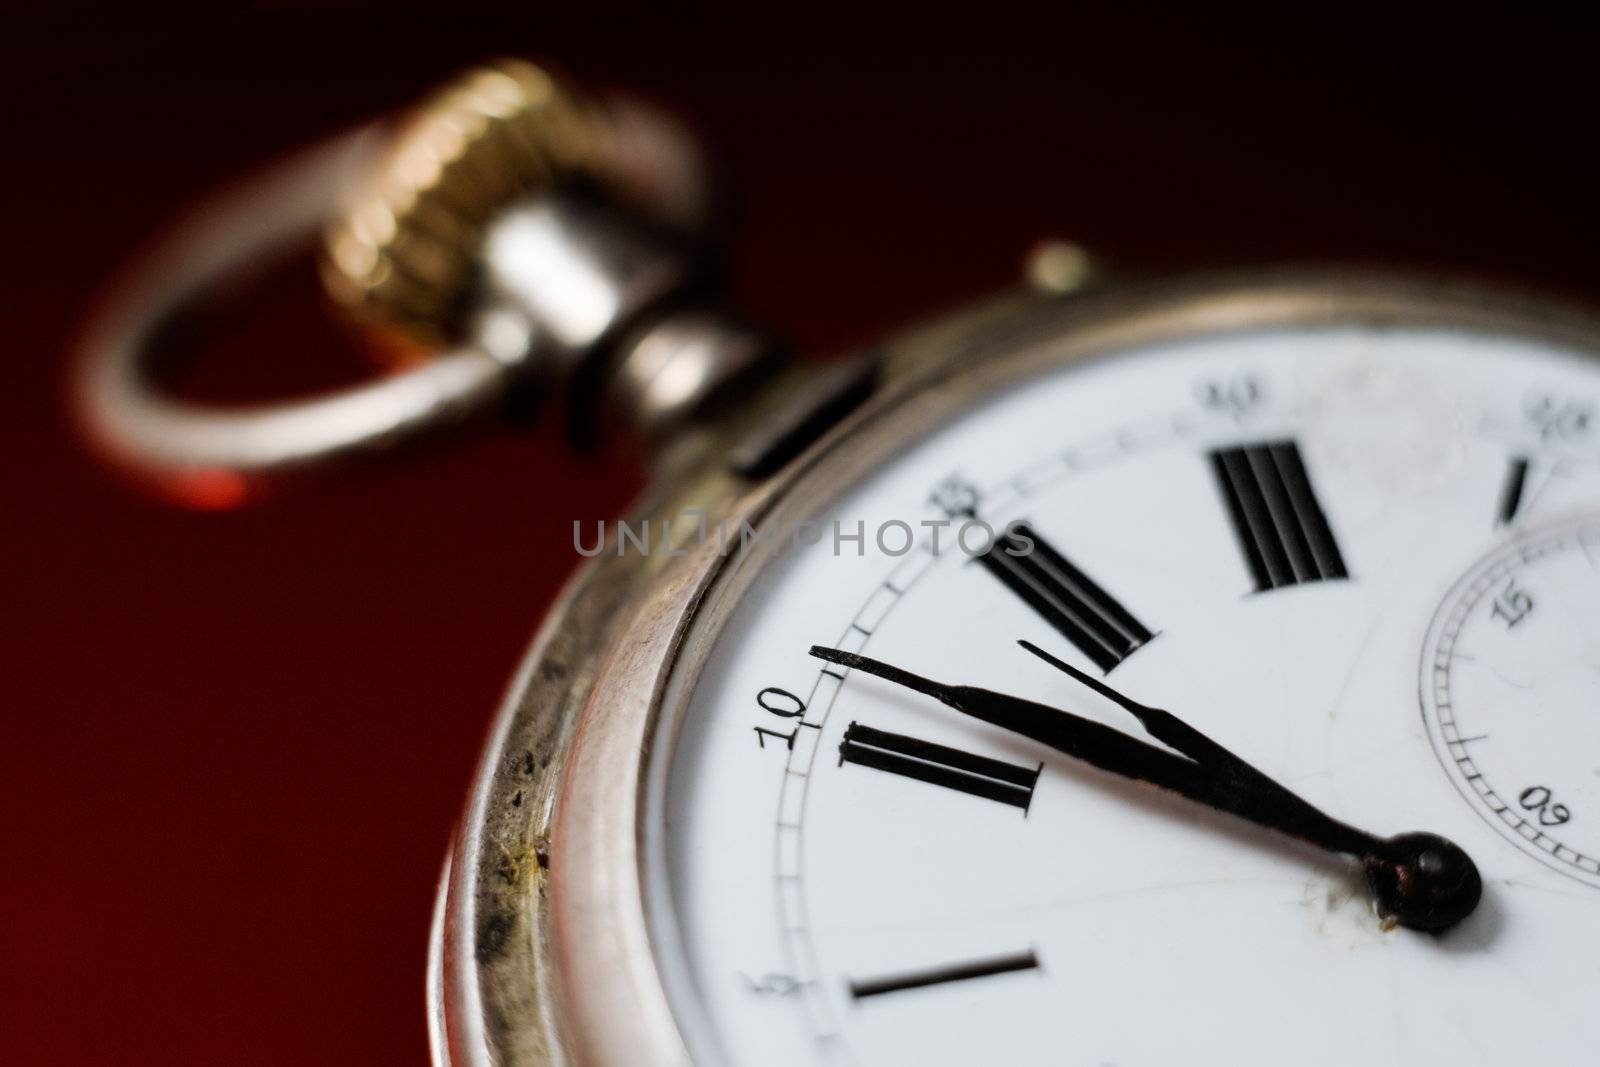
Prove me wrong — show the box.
[435,270,1600,1066]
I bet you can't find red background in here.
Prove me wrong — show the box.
[6,12,1600,1065]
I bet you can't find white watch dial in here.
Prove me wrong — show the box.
[646,325,1600,1067]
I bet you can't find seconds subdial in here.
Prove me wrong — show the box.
[1422,513,1600,888]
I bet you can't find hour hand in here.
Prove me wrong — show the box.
[809,646,1214,800]
[809,644,1482,932]
[1015,639,1298,810]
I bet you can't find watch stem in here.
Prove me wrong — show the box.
[1364,832,1483,933]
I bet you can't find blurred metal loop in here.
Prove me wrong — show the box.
[76,129,519,507]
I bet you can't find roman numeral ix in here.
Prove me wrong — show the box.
[1210,440,1348,591]
[838,722,1041,811]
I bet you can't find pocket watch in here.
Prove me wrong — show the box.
[78,59,1600,1067]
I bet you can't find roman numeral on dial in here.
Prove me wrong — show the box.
[849,949,1041,1000]
[1497,456,1531,526]
[978,523,1154,673]
[838,722,1041,811]
[1210,440,1349,591]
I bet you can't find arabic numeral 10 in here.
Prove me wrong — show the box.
[752,686,817,751]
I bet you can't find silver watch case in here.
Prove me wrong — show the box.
[428,271,1600,1067]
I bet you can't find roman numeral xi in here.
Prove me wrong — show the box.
[978,523,1155,673]
[1210,440,1349,592]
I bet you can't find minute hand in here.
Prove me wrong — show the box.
[812,645,1366,856]
[809,644,1481,932]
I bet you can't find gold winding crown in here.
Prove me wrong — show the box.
[322,59,702,359]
